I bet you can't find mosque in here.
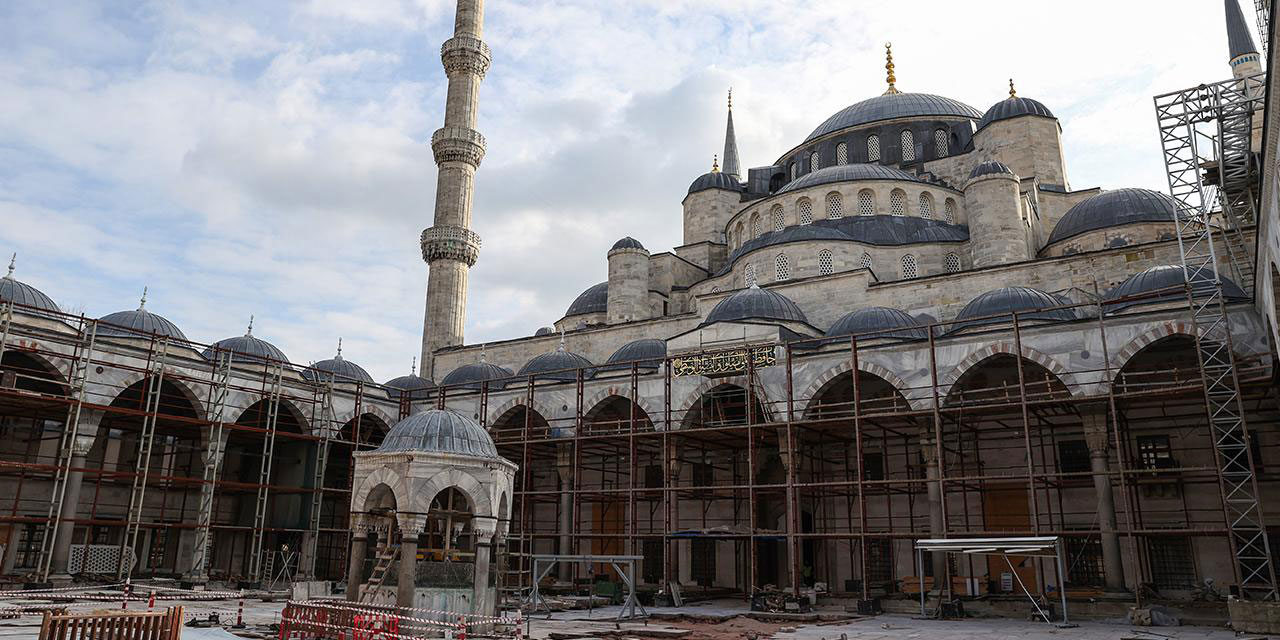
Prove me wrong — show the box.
[1,0,1279,620]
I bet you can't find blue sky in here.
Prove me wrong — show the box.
[0,0,1257,382]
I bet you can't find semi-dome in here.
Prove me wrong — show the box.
[0,257,59,315]
[440,360,513,390]
[688,171,741,194]
[805,93,982,142]
[611,236,646,251]
[303,342,374,384]
[1046,188,1178,245]
[977,96,1056,131]
[826,307,928,340]
[97,292,187,341]
[375,408,499,458]
[565,282,608,317]
[517,344,596,381]
[604,338,667,370]
[383,373,436,400]
[534,326,555,337]
[777,163,920,194]
[969,160,1015,180]
[1103,265,1249,313]
[202,320,290,365]
[719,217,967,277]
[704,284,809,326]
[951,286,1078,331]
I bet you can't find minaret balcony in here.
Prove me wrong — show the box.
[441,35,492,78]
[431,126,487,167]
[421,225,483,266]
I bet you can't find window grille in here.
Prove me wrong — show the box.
[819,250,834,275]
[890,190,906,216]
[865,538,892,584]
[836,142,848,165]
[789,163,797,180]
[1137,435,1176,470]
[901,254,918,278]
[745,264,756,287]
[1066,536,1105,588]
[826,193,843,219]
[809,151,819,172]
[919,193,933,219]
[944,198,957,224]
[900,130,915,161]
[944,253,961,273]
[775,254,790,281]
[1149,536,1197,589]
[858,190,875,216]
[934,128,948,157]
[798,200,813,224]
[750,215,761,238]
[771,205,785,231]
[859,252,873,270]
[867,134,880,162]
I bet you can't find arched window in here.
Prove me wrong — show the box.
[918,192,933,219]
[867,134,881,162]
[771,204,785,231]
[944,198,957,224]
[750,213,761,238]
[745,264,756,287]
[900,130,915,162]
[734,221,745,248]
[836,142,849,165]
[859,252,873,270]
[826,193,843,220]
[934,128,948,157]
[944,253,961,273]
[818,249,834,275]
[857,190,875,216]
[809,151,820,172]
[789,163,797,180]
[890,189,906,216]
[775,254,790,281]
[901,254,918,279]
[797,199,813,225]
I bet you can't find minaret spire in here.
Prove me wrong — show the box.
[419,0,491,378]
[721,88,741,180]
[1225,0,1260,62]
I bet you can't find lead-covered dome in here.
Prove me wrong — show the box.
[688,171,741,194]
[968,160,1015,180]
[303,344,374,384]
[518,344,596,381]
[826,307,927,340]
[97,294,187,341]
[375,408,499,458]
[565,282,608,317]
[952,286,1078,331]
[1046,188,1178,245]
[604,338,666,371]
[0,258,59,315]
[777,164,920,194]
[440,361,513,390]
[1103,265,1249,313]
[203,322,290,365]
[383,373,436,400]
[977,96,1056,131]
[611,236,646,251]
[805,93,982,142]
[704,284,809,326]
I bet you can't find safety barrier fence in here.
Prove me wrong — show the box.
[280,600,522,639]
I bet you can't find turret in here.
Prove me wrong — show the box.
[680,91,745,266]
[607,237,651,324]
[972,80,1067,189]
[964,161,1028,267]
[1226,0,1263,79]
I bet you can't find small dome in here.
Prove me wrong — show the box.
[611,236,646,251]
[1046,188,1178,245]
[98,296,188,341]
[440,361,513,390]
[969,160,1015,180]
[704,285,809,326]
[604,338,666,371]
[383,373,436,400]
[777,163,920,194]
[826,307,927,340]
[0,258,59,315]
[977,96,1056,131]
[952,286,1078,331]
[517,344,596,382]
[565,282,608,317]
[534,326,555,337]
[688,171,741,194]
[1103,265,1249,313]
[805,92,982,142]
[203,323,290,365]
[303,344,374,384]
[375,408,499,458]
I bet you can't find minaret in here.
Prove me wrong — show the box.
[721,89,741,180]
[1226,0,1263,79]
[419,0,491,378]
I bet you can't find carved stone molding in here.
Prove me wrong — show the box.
[421,225,482,266]
[441,35,492,78]
[431,126,486,167]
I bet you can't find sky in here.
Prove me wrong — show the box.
[0,0,1260,383]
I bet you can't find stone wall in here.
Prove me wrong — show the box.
[964,172,1027,267]
[682,187,740,252]
[1043,222,1178,257]
[607,246,651,324]
[973,115,1069,188]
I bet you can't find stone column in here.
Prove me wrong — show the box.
[50,412,103,578]
[346,515,370,602]
[472,518,498,617]
[556,445,574,579]
[395,514,427,610]
[920,429,946,591]
[1082,405,1126,593]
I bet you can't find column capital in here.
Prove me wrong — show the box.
[1080,402,1111,454]
[441,35,491,78]
[421,224,481,266]
[473,516,497,542]
[396,513,429,535]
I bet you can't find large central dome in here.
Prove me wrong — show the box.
[805,92,982,142]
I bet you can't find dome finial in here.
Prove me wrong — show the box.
[479,343,487,364]
[410,356,417,374]
[883,42,900,95]
[5,253,15,280]
[728,87,733,110]
[138,286,148,311]
[557,327,567,352]
[335,337,343,359]
[245,314,254,336]
[1008,78,1017,98]
[711,154,720,173]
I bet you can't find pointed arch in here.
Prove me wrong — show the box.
[413,468,495,519]
[800,359,923,413]
[939,342,1074,400]
[581,387,660,425]
[352,468,410,514]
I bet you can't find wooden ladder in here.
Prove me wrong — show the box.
[361,543,400,600]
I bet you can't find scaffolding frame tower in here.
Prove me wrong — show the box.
[1154,70,1276,600]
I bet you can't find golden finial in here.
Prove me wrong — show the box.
[1008,78,1017,98]
[711,155,720,173]
[883,42,900,95]
[728,87,733,110]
